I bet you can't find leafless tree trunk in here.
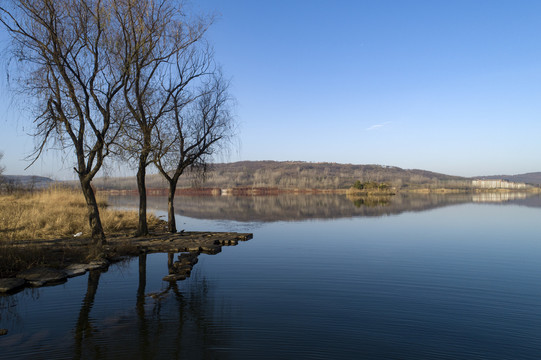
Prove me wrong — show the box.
[154,74,235,233]
[112,0,213,236]
[166,180,178,233]
[0,0,127,246]
[136,145,151,236]
[0,152,4,189]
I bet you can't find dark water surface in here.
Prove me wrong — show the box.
[2,193,541,359]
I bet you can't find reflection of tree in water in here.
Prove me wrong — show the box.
[72,253,232,359]
[74,270,101,359]
[0,292,21,332]
[0,287,42,339]
[347,194,392,208]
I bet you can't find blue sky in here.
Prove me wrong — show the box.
[1,0,541,179]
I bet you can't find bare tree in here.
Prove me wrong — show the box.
[153,73,235,233]
[0,152,5,189]
[0,0,127,245]
[113,0,213,236]
[0,152,4,177]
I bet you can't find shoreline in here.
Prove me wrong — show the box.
[96,186,541,197]
[0,231,253,294]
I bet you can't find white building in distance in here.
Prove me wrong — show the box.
[472,179,529,189]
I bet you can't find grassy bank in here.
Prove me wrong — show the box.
[0,188,162,278]
[0,187,160,241]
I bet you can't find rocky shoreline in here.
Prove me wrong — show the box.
[0,231,253,294]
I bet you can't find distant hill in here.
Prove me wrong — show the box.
[7,163,539,191]
[476,172,541,186]
[93,160,470,190]
[1,175,56,189]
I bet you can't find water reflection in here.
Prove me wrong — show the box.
[472,191,528,202]
[74,270,101,359]
[69,253,232,359]
[347,193,392,208]
[0,249,236,358]
[108,192,541,222]
[3,197,541,359]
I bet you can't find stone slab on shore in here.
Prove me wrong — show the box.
[7,231,252,252]
[103,231,253,254]
[16,267,68,287]
[1,231,253,293]
[0,278,25,293]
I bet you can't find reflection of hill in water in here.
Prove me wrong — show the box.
[108,193,541,223]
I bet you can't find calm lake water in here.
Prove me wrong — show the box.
[2,192,541,359]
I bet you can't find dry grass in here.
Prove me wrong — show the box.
[0,187,160,241]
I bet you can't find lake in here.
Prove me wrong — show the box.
[2,192,541,359]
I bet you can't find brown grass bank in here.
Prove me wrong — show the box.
[0,187,162,241]
[0,187,162,278]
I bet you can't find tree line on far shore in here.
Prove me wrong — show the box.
[92,161,473,191]
[0,0,235,246]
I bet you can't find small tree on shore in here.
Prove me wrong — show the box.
[0,152,4,177]
[0,0,128,246]
[113,0,215,236]
[0,152,5,191]
[153,72,235,233]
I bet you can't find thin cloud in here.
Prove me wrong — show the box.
[366,122,391,131]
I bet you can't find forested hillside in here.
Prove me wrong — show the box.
[93,161,470,190]
[1,175,55,190]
